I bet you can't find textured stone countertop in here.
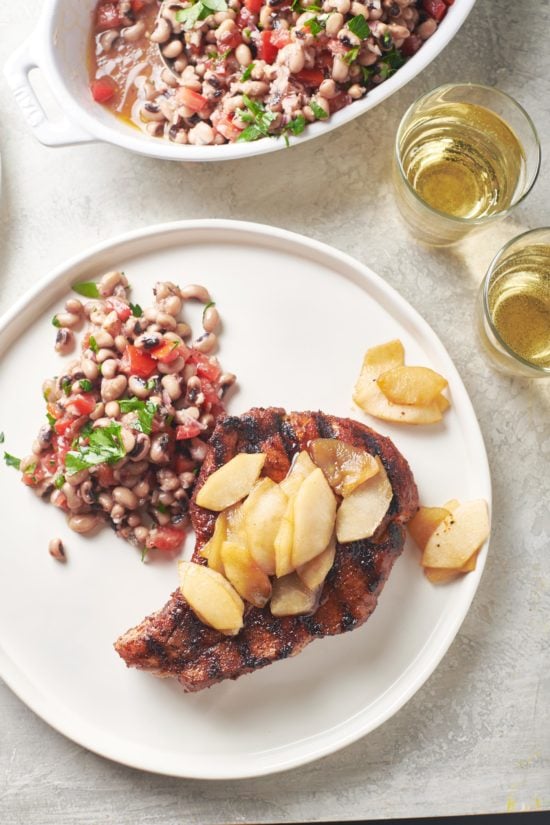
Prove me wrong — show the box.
[1,1,549,822]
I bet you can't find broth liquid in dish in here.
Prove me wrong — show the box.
[487,244,550,368]
[398,102,526,219]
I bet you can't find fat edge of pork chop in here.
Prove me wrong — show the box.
[115,409,419,691]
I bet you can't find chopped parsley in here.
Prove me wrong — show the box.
[304,17,325,37]
[156,502,168,514]
[46,412,57,427]
[310,100,328,120]
[140,546,150,563]
[4,452,21,470]
[52,315,61,328]
[381,31,392,48]
[65,422,126,474]
[129,302,143,317]
[61,377,72,396]
[88,335,99,354]
[343,46,360,64]
[237,95,277,142]
[72,281,100,298]
[378,46,405,79]
[0,432,4,444]
[79,379,93,392]
[175,0,228,30]
[118,398,158,435]
[207,47,232,62]
[241,63,255,82]
[361,65,375,84]
[348,15,371,40]
[54,474,65,489]
[146,378,158,391]
[282,113,307,146]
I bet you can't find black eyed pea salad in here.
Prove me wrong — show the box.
[89,0,455,145]
[6,271,235,562]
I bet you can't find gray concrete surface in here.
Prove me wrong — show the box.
[0,0,549,822]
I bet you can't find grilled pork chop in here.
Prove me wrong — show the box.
[115,408,418,691]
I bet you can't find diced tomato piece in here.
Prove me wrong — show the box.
[295,68,325,85]
[96,3,122,32]
[131,0,146,13]
[258,31,278,64]
[66,393,96,417]
[90,78,116,104]
[47,402,61,421]
[175,420,203,440]
[125,344,157,378]
[107,297,131,321]
[96,464,117,487]
[54,418,74,436]
[401,34,422,57]
[244,0,262,12]
[219,29,242,50]
[269,30,292,50]
[175,87,208,113]
[211,111,243,142]
[236,8,255,30]
[148,526,186,552]
[200,379,221,407]
[188,349,222,381]
[150,339,186,364]
[52,492,68,510]
[22,463,47,487]
[329,92,352,113]
[327,38,347,56]
[423,0,447,21]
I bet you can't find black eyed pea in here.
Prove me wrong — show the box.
[417,18,437,40]
[161,374,183,401]
[105,400,120,418]
[150,434,171,464]
[122,20,145,41]
[100,28,119,51]
[312,95,330,117]
[96,347,117,363]
[158,356,186,375]
[54,311,80,329]
[103,310,121,335]
[319,78,337,98]
[98,270,128,298]
[127,513,142,528]
[89,402,106,421]
[332,55,349,82]
[350,1,366,14]
[98,492,114,512]
[62,483,83,511]
[65,298,84,315]
[48,537,66,562]
[132,479,150,499]
[82,358,100,381]
[129,433,151,462]
[235,43,252,66]
[67,513,99,534]
[162,39,184,59]
[202,304,220,333]
[101,374,128,402]
[110,503,126,522]
[128,375,152,399]
[194,332,217,354]
[325,12,344,37]
[188,122,215,146]
[155,312,178,330]
[158,491,175,506]
[114,334,127,353]
[190,438,208,462]
[101,358,118,379]
[66,468,90,487]
[113,486,139,510]
[120,428,136,454]
[55,328,75,355]
[91,329,115,349]
[150,17,172,44]
[134,525,149,544]
[157,294,182,316]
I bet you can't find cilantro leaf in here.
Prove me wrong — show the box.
[241,62,255,82]
[4,452,21,470]
[236,95,277,142]
[46,412,56,427]
[129,302,143,317]
[79,379,93,392]
[378,46,405,79]
[175,0,228,30]
[65,422,126,474]
[348,15,371,40]
[88,335,99,354]
[343,46,360,64]
[118,398,158,435]
[0,432,4,444]
[72,281,100,298]
[310,100,328,120]
[61,378,72,396]
[286,114,306,136]
[304,17,325,37]
[52,315,61,328]
[54,474,66,489]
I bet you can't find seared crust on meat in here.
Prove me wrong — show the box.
[115,408,418,691]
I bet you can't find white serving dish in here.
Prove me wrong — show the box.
[0,220,491,778]
[4,0,476,162]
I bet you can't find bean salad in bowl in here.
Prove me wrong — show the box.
[90,0,455,146]
[17,271,235,561]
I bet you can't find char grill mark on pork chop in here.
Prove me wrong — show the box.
[115,408,418,691]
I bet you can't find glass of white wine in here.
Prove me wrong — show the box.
[393,84,541,246]
[477,228,550,378]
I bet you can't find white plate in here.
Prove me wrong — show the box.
[0,220,491,779]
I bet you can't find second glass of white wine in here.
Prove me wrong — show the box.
[393,84,541,246]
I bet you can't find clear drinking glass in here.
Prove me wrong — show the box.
[393,84,541,247]
[477,228,550,378]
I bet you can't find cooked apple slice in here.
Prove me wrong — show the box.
[225,502,247,545]
[422,499,490,568]
[274,494,296,578]
[424,551,478,583]
[435,393,450,413]
[309,438,379,497]
[196,452,266,511]
[353,340,444,425]
[270,573,319,617]
[279,450,316,497]
[408,506,451,552]
[443,498,460,512]
[292,467,337,568]
[200,511,227,575]
[220,541,272,608]
[335,457,393,543]
[242,478,287,575]
[297,534,336,590]
[377,365,448,406]
[178,561,244,635]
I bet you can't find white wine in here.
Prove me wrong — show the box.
[399,102,526,220]
[487,244,550,368]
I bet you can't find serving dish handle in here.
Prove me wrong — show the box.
[4,38,94,148]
